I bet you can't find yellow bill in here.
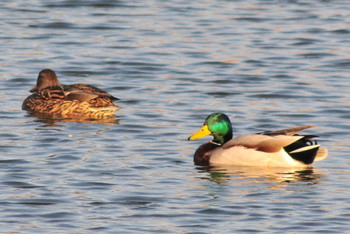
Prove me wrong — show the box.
[188,125,211,140]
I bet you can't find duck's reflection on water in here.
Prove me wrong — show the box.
[26,112,120,126]
[197,165,323,185]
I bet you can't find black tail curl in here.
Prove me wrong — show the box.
[284,135,319,164]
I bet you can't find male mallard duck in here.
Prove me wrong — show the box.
[188,113,328,167]
[22,69,120,118]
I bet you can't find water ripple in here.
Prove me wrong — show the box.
[0,0,349,233]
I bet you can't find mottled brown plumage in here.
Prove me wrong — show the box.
[22,69,120,118]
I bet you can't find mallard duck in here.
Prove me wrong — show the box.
[22,69,120,118]
[188,113,328,167]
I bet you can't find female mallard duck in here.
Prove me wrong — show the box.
[22,69,120,118]
[188,113,328,167]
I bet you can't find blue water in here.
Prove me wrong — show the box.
[1,0,350,233]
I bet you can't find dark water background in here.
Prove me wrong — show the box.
[1,0,350,233]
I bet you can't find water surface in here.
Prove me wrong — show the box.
[1,0,350,233]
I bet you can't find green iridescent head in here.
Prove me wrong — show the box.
[188,113,233,145]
